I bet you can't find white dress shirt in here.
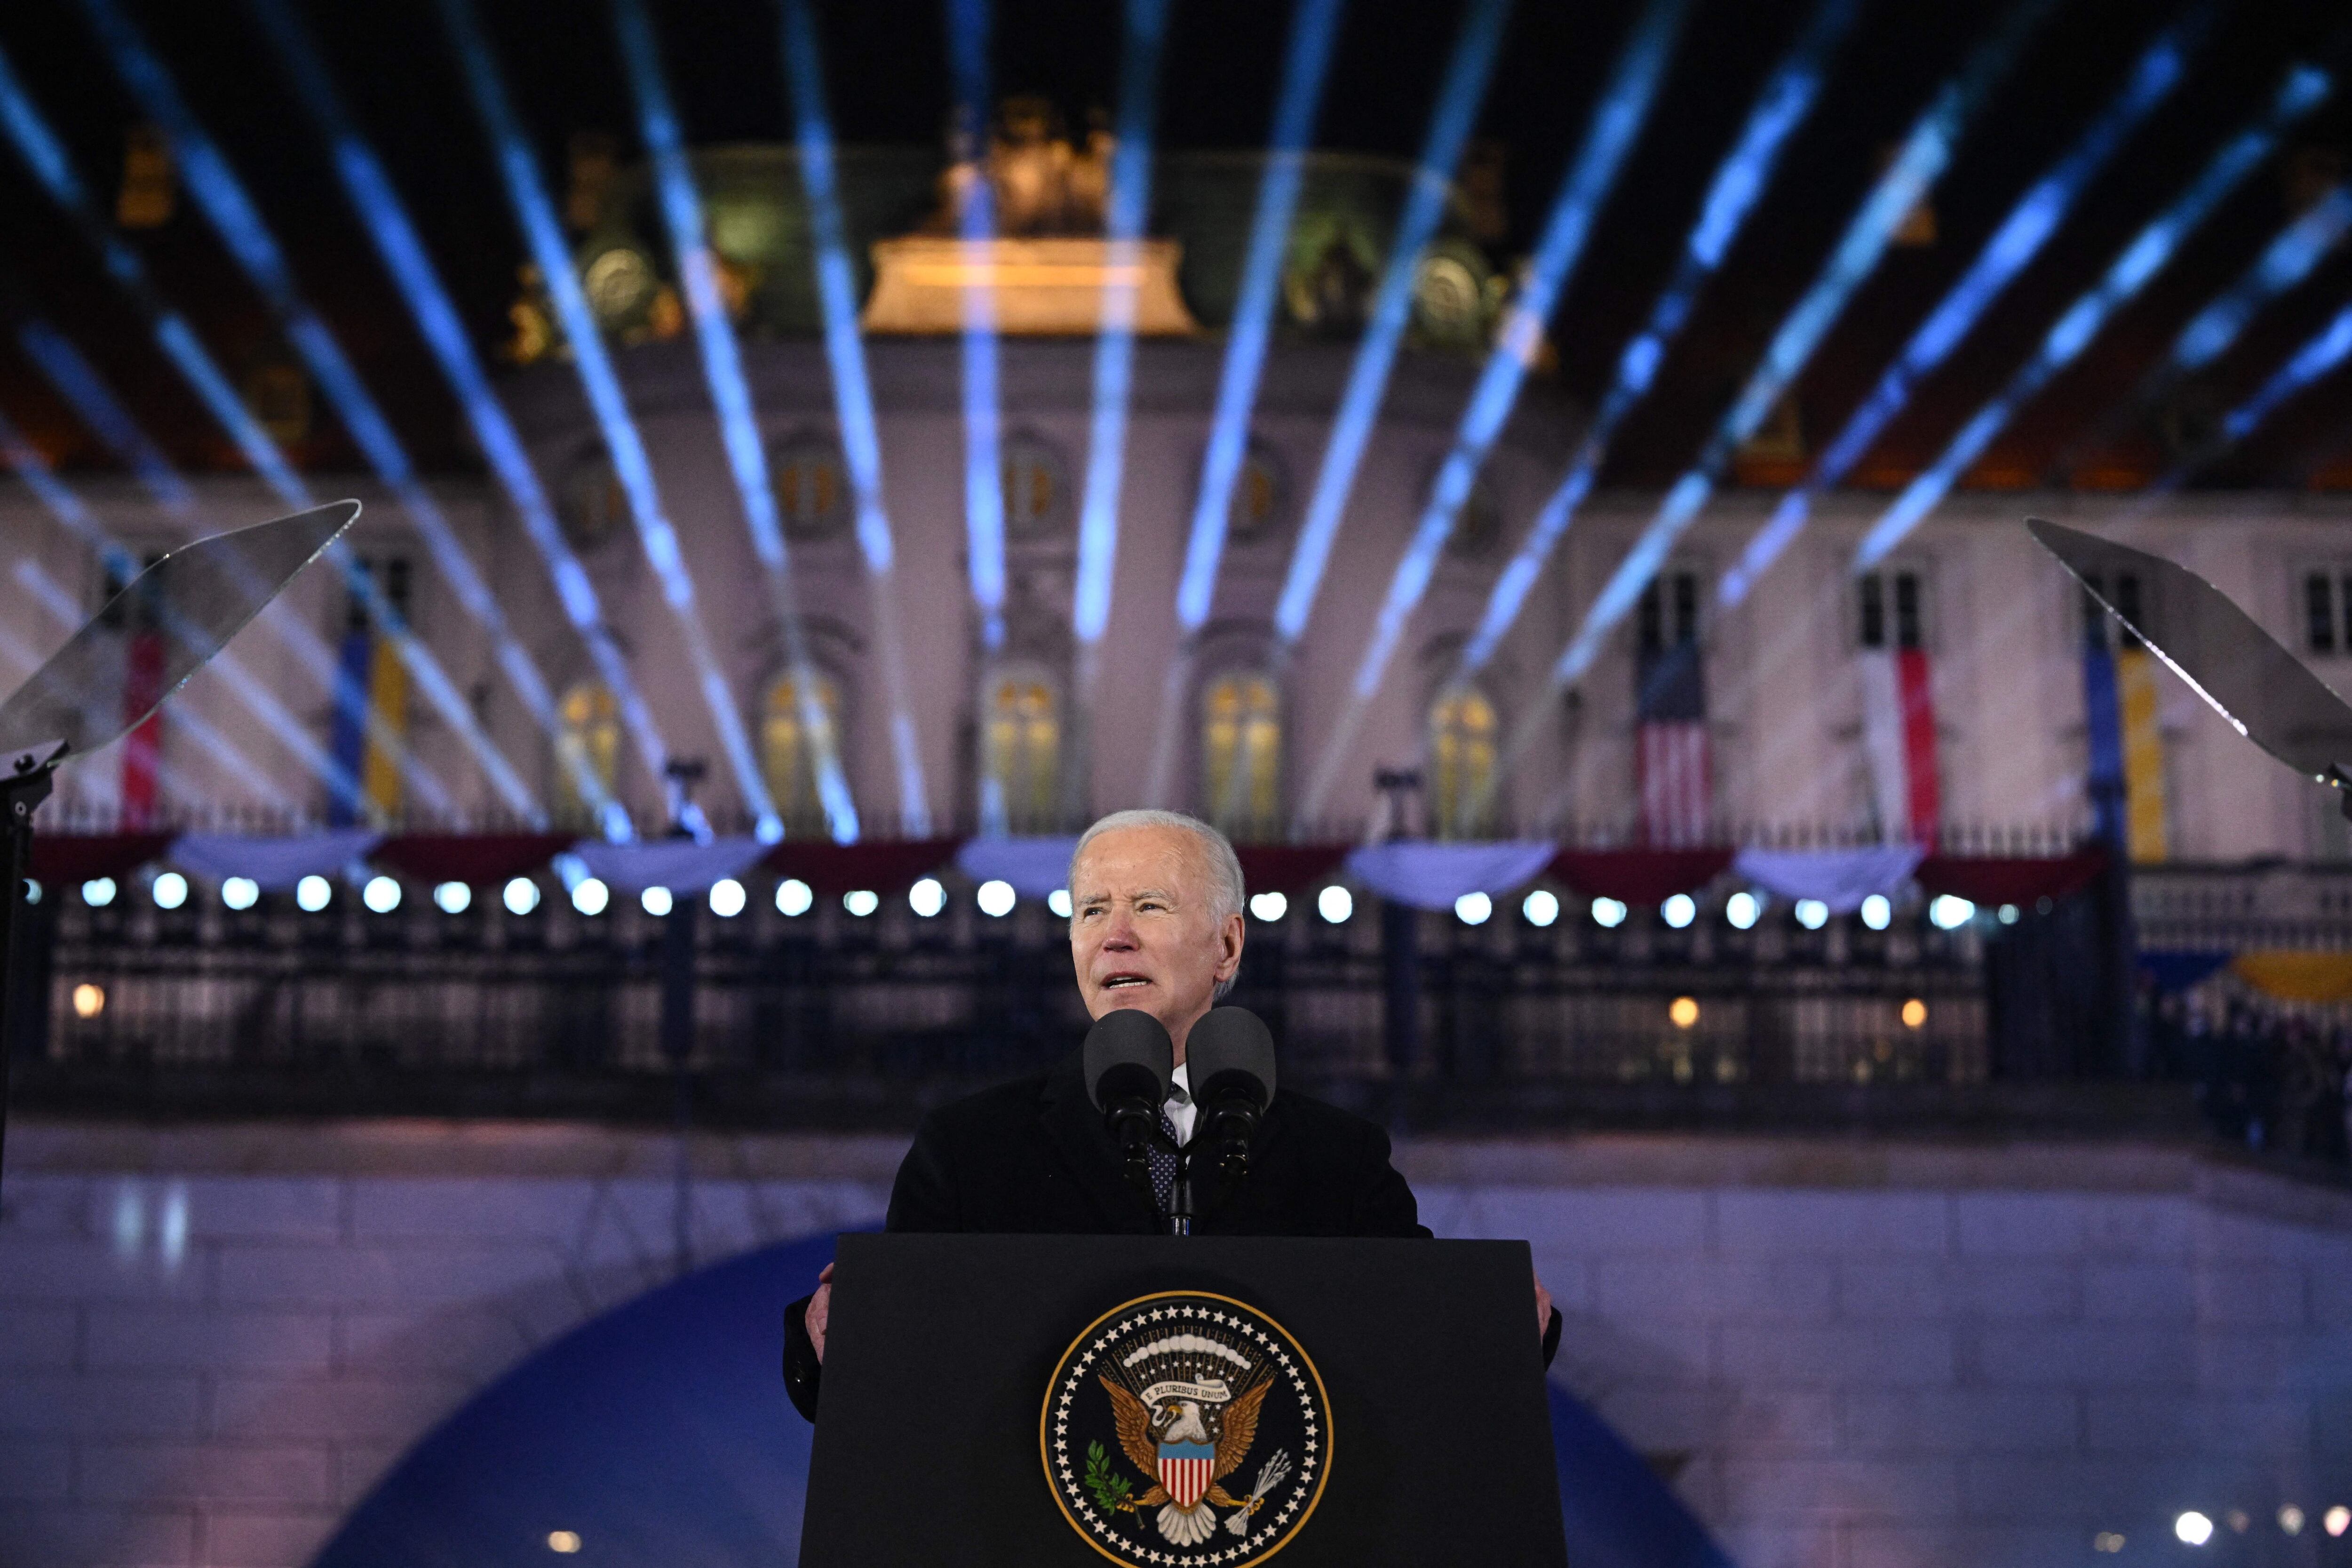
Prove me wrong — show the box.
[1164,1062,1197,1146]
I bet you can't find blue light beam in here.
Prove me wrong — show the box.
[1295,0,1692,827]
[777,0,933,834]
[613,0,855,843]
[1170,0,1346,636]
[438,0,782,835]
[1539,0,2058,698]
[14,319,199,514]
[2152,298,2352,487]
[2169,187,2352,374]
[1851,60,2333,572]
[947,0,1007,652]
[1270,0,1513,647]
[1718,8,2205,604]
[1459,0,1862,675]
[12,559,294,816]
[0,40,455,817]
[245,0,669,821]
[77,0,544,819]
[1069,0,1173,659]
[0,406,327,813]
[1480,0,2059,814]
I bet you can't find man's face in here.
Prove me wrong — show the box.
[1068,825,1244,1061]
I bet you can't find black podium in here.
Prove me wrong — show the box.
[800,1234,1567,1566]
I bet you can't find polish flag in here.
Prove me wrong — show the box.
[1859,647,1938,844]
[119,629,165,831]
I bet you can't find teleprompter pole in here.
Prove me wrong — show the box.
[0,746,60,1184]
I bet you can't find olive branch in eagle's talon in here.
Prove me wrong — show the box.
[1083,1441,1136,1512]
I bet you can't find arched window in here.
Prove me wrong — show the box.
[771,437,850,541]
[981,673,1060,833]
[1430,685,1498,839]
[557,450,626,551]
[1225,442,1288,545]
[761,672,843,836]
[1200,672,1282,841]
[999,435,1065,538]
[554,682,621,826]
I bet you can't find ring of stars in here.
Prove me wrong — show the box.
[1044,1294,1329,1567]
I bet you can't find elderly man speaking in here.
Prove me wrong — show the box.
[783,809,1558,1417]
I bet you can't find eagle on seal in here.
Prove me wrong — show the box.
[1100,1371,1273,1546]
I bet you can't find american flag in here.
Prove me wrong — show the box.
[1636,637,1711,847]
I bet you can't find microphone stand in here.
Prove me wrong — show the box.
[1164,1130,1194,1237]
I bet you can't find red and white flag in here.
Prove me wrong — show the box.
[1859,647,1938,844]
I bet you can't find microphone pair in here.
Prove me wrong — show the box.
[1084,1007,1277,1204]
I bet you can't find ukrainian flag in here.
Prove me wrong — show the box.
[2082,637,2166,864]
[326,608,408,827]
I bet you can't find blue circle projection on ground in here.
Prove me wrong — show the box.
[311,1233,1732,1568]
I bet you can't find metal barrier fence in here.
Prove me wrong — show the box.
[16,877,2003,1128]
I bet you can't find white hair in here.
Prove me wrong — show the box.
[1069,810,1246,923]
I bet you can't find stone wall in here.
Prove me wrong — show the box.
[4,1121,2349,1568]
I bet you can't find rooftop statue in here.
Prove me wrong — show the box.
[864,96,1196,337]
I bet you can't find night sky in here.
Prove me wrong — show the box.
[0,0,2345,488]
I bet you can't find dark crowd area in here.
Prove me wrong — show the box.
[2151,989,2352,1170]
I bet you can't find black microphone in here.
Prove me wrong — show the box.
[1183,1006,1277,1186]
[1084,1009,1173,1198]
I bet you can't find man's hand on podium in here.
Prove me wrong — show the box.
[808,1263,833,1363]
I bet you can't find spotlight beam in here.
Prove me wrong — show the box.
[8,314,387,806]
[613,0,853,843]
[1295,0,1692,828]
[946,0,1007,654]
[0,407,334,813]
[0,42,457,817]
[1483,0,2058,810]
[1070,0,1173,674]
[2053,183,2352,482]
[439,0,782,835]
[1170,0,1346,636]
[1719,8,2207,605]
[245,0,670,820]
[76,0,544,820]
[13,320,199,515]
[1456,0,1862,682]
[1269,0,1512,651]
[1142,0,1348,809]
[1851,59,2333,571]
[2144,297,2352,493]
[0,49,302,500]
[776,0,933,834]
[12,559,295,816]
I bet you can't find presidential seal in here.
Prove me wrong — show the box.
[1042,1290,1330,1565]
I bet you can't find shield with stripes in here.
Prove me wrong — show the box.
[1157,1441,1216,1509]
